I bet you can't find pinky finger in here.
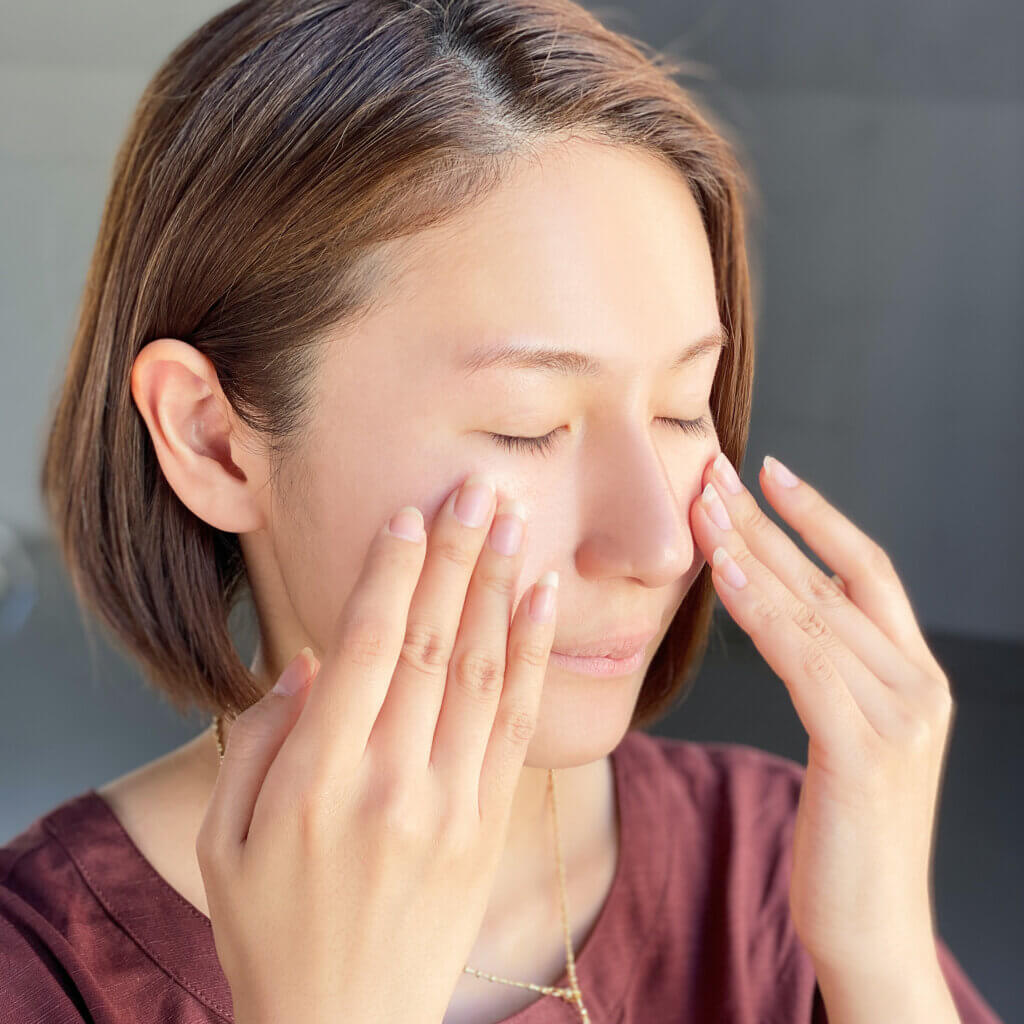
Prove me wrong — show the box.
[477,570,559,827]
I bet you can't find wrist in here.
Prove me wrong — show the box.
[814,955,960,1024]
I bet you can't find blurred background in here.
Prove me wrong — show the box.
[0,2,1020,1019]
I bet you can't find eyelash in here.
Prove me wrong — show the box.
[487,416,713,456]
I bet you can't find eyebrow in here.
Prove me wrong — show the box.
[456,322,731,378]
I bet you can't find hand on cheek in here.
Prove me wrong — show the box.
[686,448,955,985]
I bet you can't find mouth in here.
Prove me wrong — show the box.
[551,628,657,660]
[548,644,649,677]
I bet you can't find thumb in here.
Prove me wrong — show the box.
[199,646,320,854]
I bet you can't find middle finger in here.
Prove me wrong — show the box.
[430,495,528,781]
[368,473,498,767]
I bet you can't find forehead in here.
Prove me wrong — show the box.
[368,139,721,373]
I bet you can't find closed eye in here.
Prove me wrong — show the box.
[487,415,714,456]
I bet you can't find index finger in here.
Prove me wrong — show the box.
[288,505,429,776]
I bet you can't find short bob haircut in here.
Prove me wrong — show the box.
[40,0,760,728]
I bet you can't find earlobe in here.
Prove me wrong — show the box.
[130,337,267,534]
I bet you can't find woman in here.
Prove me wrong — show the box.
[0,1,1004,1021]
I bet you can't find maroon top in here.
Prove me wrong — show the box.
[1,730,1005,1023]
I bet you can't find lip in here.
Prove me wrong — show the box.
[552,628,658,660]
[549,646,649,677]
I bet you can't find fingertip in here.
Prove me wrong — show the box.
[528,570,559,624]
[385,505,425,543]
[298,645,320,680]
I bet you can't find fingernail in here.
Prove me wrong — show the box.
[272,649,314,695]
[454,473,495,528]
[713,452,743,495]
[712,546,748,588]
[489,499,526,556]
[388,505,425,541]
[701,482,733,531]
[763,454,800,487]
[529,570,559,623]
[299,645,319,679]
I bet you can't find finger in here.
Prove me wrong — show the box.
[701,453,932,698]
[288,505,428,779]
[477,571,559,829]
[757,454,946,683]
[705,541,875,763]
[198,648,318,854]
[696,486,904,739]
[430,498,528,795]
[369,473,497,767]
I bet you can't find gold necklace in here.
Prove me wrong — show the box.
[211,714,591,1021]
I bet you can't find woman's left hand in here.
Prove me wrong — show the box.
[689,451,955,977]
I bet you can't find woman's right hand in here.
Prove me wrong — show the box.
[195,474,559,1024]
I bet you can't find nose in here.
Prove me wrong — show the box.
[567,431,710,587]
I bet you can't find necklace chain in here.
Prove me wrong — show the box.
[211,714,591,1021]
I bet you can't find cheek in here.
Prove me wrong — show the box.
[270,451,444,634]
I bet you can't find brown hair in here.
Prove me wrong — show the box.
[39,0,760,728]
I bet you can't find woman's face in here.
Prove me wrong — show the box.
[244,137,725,765]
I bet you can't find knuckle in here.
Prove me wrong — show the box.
[399,621,451,676]
[293,787,338,848]
[338,616,390,668]
[751,593,782,626]
[791,601,831,643]
[368,773,428,843]
[476,564,517,599]
[379,794,426,843]
[434,533,479,572]
[741,502,774,539]
[919,681,954,728]
[903,713,935,752]
[886,696,930,748]
[866,541,896,579]
[800,643,835,684]
[496,705,538,745]
[451,647,505,700]
[731,546,757,575]
[805,567,847,608]
[513,637,552,670]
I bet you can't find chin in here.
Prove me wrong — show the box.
[521,671,643,769]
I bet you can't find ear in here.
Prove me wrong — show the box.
[130,338,269,533]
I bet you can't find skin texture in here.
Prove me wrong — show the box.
[121,136,724,1015]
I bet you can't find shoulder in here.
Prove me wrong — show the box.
[1,789,105,914]
[1,793,103,1021]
